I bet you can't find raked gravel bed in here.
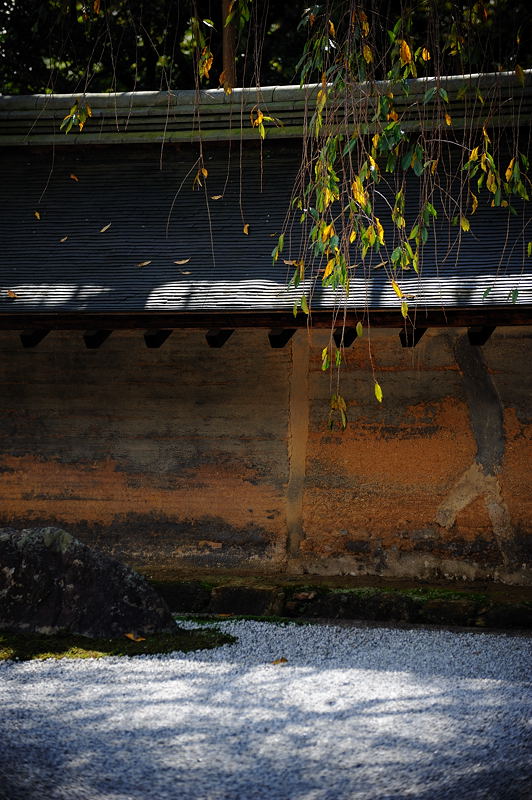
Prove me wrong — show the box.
[0,620,531,800]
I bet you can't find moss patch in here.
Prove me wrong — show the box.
[0,627,235,662]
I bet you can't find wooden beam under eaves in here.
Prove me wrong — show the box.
[20,329,50,348]
[467,325,496,346]
[333,326,358,348]
[83,330,112,349]
[144,329,172,348]
[399,327,427,348]
[268,329,296,348]
[205,329,234,348]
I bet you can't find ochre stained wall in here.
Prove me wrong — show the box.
[0,326,530,584]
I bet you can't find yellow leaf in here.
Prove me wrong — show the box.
[469,146,479,162]
[399,40,412,65]
[356,321,363,338]
[272,657,288,665]
[445,113,452,126]
[352,176,367,207]
[401,300,409,318]
[59,236,68,243]
[179,270,192,275]
[7,289,18,298]
[85,103,92,117]
[482,126,491,145]
[201,167,208,178]
[321,222,334,242]
[505,158,515,182]
[431,159,439,175]
[366,225,376,246]
[515,64,525,87]
[460,216,470,232]
[69,173,79,182]
[387,109,399,122]
[391,280,403,298]
[421,47,431,61]
[100,223,111,232]
[486,171,497,193]
[359,10,369,37]
[372,133,380,150]
[211,195,223,200]
[349,229,357,244]
[328,19,335,36]
[136,260,152,267]
[470,192,478,214]
[375,217,385,245]
[374,382,383,403]
[324,258,335,278]
[243,223,250,235]
[34,210,41,220]
[174,258,191,265]
[362,44,373,64]
[124,633,146,642]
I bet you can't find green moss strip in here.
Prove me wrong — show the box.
[0,627,235,662]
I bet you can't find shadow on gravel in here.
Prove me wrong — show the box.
[1,625,530,800]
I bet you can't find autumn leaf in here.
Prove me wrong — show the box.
[401,300,409,318]
[445,113,452,126]
[211,195,223,200]
[391,280,403,298]
[6,289,18,299]
[34,211,41,220]
[136,260,152,267]
[362,44,373,64]
[174,258,191,265]
[399,40,412,65]
[460,215,470,232]
[100,223,111,232]
[243,223,250,235]
[201,167,208,178]
[505,158,515,182]
[93,0,101,13]
[375,217,385,245]
[323,258,335,278]
[421,47,431,61]
[272,657,288,665]
[179,270,192,275]
[374,382,383,403]
[59,236,68,243]
[470,192,478,214]
[69,173,79,182]
[349,229,357,243]
[124,633,146,642]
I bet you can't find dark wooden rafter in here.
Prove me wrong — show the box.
[206,329,234,348]
[399,327,427,348]
[83,330,112,349]
[467,325,496,346]
[19,329,50,348]
[268,328,296,348]
[0,308,530,332]
[144,329,172,348]
[333,326,359,348]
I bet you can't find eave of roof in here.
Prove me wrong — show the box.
[0,70,530,146]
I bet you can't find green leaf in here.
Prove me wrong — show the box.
[527,241,532,258]
[374,382,383,403]
[202,18,215,28]
[482,286,492,299]
[401,301,409,318]
[423,87,436,104]
[300,294,309,315]
[356,321,363,338]
[508,289,519,304]
[438,87,449,103]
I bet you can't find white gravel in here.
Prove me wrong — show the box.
[0,620,531,800]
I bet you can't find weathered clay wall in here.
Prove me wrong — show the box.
[0,326,530,584]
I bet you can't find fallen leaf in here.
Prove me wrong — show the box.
[272,657,288,665]
[69,173,79,182]
[243,223,250,235]
[6,289,18,298]
[216,614,234,618]
[211,195,223,200]
[136,260,152,267]
[100,223,111,232]
[34,211,41,220]
[179,270,192,275]
[174,258,191,265]
[374,382,383,403]
[124,633,146,642]
[59,236,68,243]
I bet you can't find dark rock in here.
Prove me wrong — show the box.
[208,585,284,616]
[0,527,176,637]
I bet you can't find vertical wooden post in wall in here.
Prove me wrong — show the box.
[222,0,236,92]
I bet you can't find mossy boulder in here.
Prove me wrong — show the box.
[0,527,176,637]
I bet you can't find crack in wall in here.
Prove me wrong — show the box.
[286,333,310,556]
[435,334,514,569]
